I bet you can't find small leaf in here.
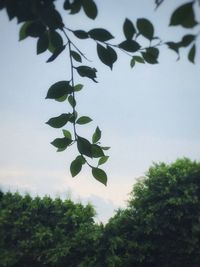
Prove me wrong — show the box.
[19,22,32,41]
[97,44,117,69]
[46,113,71,128]
[55,95,68,102]
[82,0,98,20]
[68,95,76,107]
[62,129,72,139]
[137,18,154,40]
[76,66,97,82]
[101,146,110,151]
[46,45,66,62]
[123,18,136,40]
[119,40,140,52]
[37,32,49,54]
[46,81,73,99]
[88,28,114,41]
[51,137,72,151]
[71,50,82,62]
[179,34,195,47]
[76,116,92,125]
[133,56,145,63]
[70,157,82,177]
[48,30,63,52]
[91,144,104,158]
[74,84,83,92]
[130,58,135,68]
[26,21,46,38]
[92,127,101,143]
[77,136,92,158]
[98,156,109,166]
[92,167,107,186]
[170,2,197,28]
[188,44,196,63]
[73,30,89,39]
[142,47,159,64]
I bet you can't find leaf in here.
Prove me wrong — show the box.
[137,18,154,40]
[97,44,117,69]
[51,137,72,151]
[170,2,197,28]
[142,47,159,64]
[82,0,97,20]
[62,129,72,139]
[46,113,71,128]
[55,95,68,102]
[37,33,49,54]
[123,18,136,40]
[91,144,104,158]
[98,156,109,166]
[92,127,101,143]
[77,136,92,158]
[48,30,63,53]
[19,22,32,41]
[76,66,97,82]
[46,45,66,62]
[130,58,135,68]
[26,21,46,38]
[119,40,140,52]
[68,95,76,107]
[76,116,92,124]
[88,28,114,41]
[133,56,145,63]
[101,146,110,151]
[73,30,89,39]
[92,168,107,186]
[74,84,83,92]
[46,81,73,99]
[188,44,196,63]
[71,50,82,62]
[179,34,195,47]
[70,157,82,177]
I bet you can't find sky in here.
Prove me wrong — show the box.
[0,0,200,223]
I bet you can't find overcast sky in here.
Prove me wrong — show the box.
[0,0,200,223]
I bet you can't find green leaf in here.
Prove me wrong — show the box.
[92,167,107,186]
[19,22,32,41]
[123,18,136,40]
[130,58,135,68]
[97,44,117,69]
[92,127,101,143]
[55,95,68,102]
[98,156,109,166]
[76,116,92,125]
[74,84,83,92]
[77,136,92,158]
[82,0,98,20]
[101,146,110,151]
[170,2,197,28]
[70,157,82,177]
[142,47,159,64]
[88,28,114,41]
[188,44,196,63]
[37,32,49,54]
[137,18,154,40]
[68,95,76,107]
[119,40,140,52]
[46,113,71,128]
[91,144,104,158]
[179,34,195,47]
[46,81,73,99]
[76,66,97,82]
[26,21,46,38]
[51,137,72,151]
[73,30,89,39]
[46,45,66,62]
[40,6,64,29]
[48,30,63,53]
[71,50,82,62]
[62,129,72,139]
[133,56,145,63]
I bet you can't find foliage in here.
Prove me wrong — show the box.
[0,1,200,184]
[0,192,101,267]
[103,158,200,266]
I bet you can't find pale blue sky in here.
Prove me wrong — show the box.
[0,0,200,222]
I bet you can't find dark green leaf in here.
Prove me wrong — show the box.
[76,116,92,124]
[142,47,159,64]
[92,168,107,185]
[55,95,68,102]
[119,40,140,52]
[137,18,154,40]
[48,30,63,53]
[91,144,104,158]
[26,21,46,38]
[92,127,101,143]
[170,2,197,28]
[46,45,66,63]
[71,50,82,62]
[37,33,49,54]
[166,41,179,54]
[46,113,71,128]
[123,18,136,40]
[97,44,117,69]
[76,155,86,164]
[88,28,114,41]
[133,55,145,63]
[98,156,109,166]
[82,0,97,20]
[51,137,72,151]
[19,22,32,41]
[73,30,89,39]
[74,84,83,92]
[70,157,82,177]
[76,66,97,82]
[179,34,195,47]
[62,129,72,139]
[130,58,135,68]
[188,44,196,63]
[46,81,73,99]
[77,136,92,158]
[40,6,64,30]
[68,95,76,108]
